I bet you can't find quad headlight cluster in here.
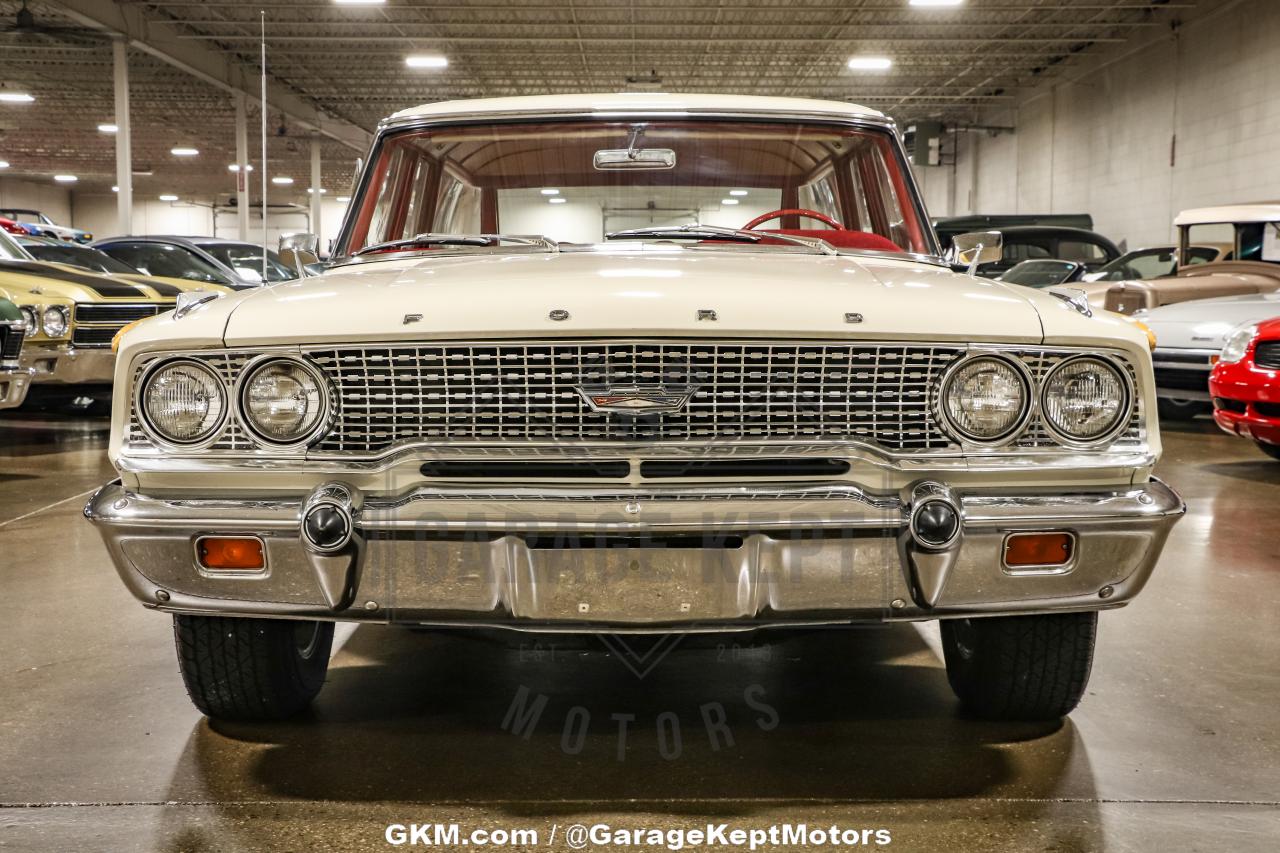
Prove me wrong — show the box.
[940,353,1131,447]
[138,356,331,449]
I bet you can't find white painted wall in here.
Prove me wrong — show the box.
[0,178,71,224]
[950,0,1280,248]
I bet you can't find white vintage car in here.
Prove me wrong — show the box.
[1137,291,1280,419]
[86,93,1184,723]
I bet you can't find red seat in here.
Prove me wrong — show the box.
[761,229,902,252]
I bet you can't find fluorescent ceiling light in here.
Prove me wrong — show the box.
[111,185,118,192]
[271,176,294,185]
[336,196,351,203]
[722,199,739,206]
[728,190,748,196]
[0,92,35,103]
[405,55,448,69]
[540,188,560,195]
[548,197,567,204]
[159,194,179,202]
[0,161,9,169]
[334,0,385,4]
[307,188,327,194]
[53,174,78,183]
[848,56,893,71]
[228,163,254,172]
[98,123,118,133]
[910,0,964,7]
[171,147,199,156]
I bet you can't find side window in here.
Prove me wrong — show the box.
[1003,242,1051,263]
[435,173,482,233]
[1184,247,1217,266]
[1058,240,1109,263]
[797,173,840,229]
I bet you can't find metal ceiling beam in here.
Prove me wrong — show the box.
[46,0,372,152]
[180,35,1130,44]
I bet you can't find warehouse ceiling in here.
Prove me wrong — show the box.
[0,0,1194,200]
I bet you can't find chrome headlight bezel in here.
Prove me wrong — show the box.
[937,353,1034,446]
[18,306,38,336]
[1039,354,1134,447]
[136,357,229,449]
[41,305,69,338]
[235,355,333,449]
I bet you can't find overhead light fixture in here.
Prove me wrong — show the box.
[98,123,118,134]
[405,55,448,69]
[728,190,748,196]
[271,176,294,185]
[228,163,254,172]
[132,168,154,177]
[540,188,560,196]
[159,194,179,202]
[171,147,199,157]
[112,185,119,192]
[307,187,327,194]
[336,196,351,203]
[0,160,9,169]
[548,197,567,205]
[333,0,386,4]
[722,199,739,206]
[0,92,35,104]
[909,0,964,7]
[848,56,893,71]
[53,174,78,183]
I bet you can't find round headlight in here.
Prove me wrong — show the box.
[18,307,37,335]
[41,305,68,338]
[239,358,328,446]
[140,360,226,445]
[941,356,1030,443]
[1041,356,1130,443]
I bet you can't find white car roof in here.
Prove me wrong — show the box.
[1174,204,1280,226]
[388,92,885,123]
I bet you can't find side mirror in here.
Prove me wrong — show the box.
[279,233,321,277]
[951,230,1004,275]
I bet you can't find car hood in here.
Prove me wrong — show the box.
[1142,291,1280,349]
[219,249,1053,345]
[0,259,177,303]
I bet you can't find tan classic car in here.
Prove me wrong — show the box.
[87,93,1184,725]
[1105,205,1280,314]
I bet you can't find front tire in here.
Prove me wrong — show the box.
[173,615,334,721]
[940,612,1097,721]
[1157,398,1205,421]
[1254,441,1280,461]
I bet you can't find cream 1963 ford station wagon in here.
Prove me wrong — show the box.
[86,94,1185,723]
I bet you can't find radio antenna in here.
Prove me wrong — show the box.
[260,10,268,283]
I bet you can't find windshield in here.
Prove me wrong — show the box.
[340,119,932,257]
[22,242,138,274]
[1091,248,1180,282]
[999,260,1079,288]
[0,230,34,261]
[199,244,297,283]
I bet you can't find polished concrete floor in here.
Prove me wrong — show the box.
[0,412,1276,852]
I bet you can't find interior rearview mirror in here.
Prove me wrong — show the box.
[593,148,677,171]
[951,231,1004,274]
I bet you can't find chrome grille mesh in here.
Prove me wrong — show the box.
[122,340,1146,457]
[305,341,963,452]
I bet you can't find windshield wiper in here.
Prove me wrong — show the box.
[353,233,559,257]
[606,224,837,256]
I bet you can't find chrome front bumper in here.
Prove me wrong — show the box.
[0,367,32,410]
[85,478,1185,630]
[20,344,114,385]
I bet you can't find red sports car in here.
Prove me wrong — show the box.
[1209,316,1280,460]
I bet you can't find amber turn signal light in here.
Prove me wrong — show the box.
[1003,532,1074,568]
[197,537,265,571]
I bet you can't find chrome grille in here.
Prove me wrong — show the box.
[306,341,964,452]
[0,323,24,361]
[74,303,164,324]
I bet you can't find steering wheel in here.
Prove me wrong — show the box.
[743,208,846,231]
